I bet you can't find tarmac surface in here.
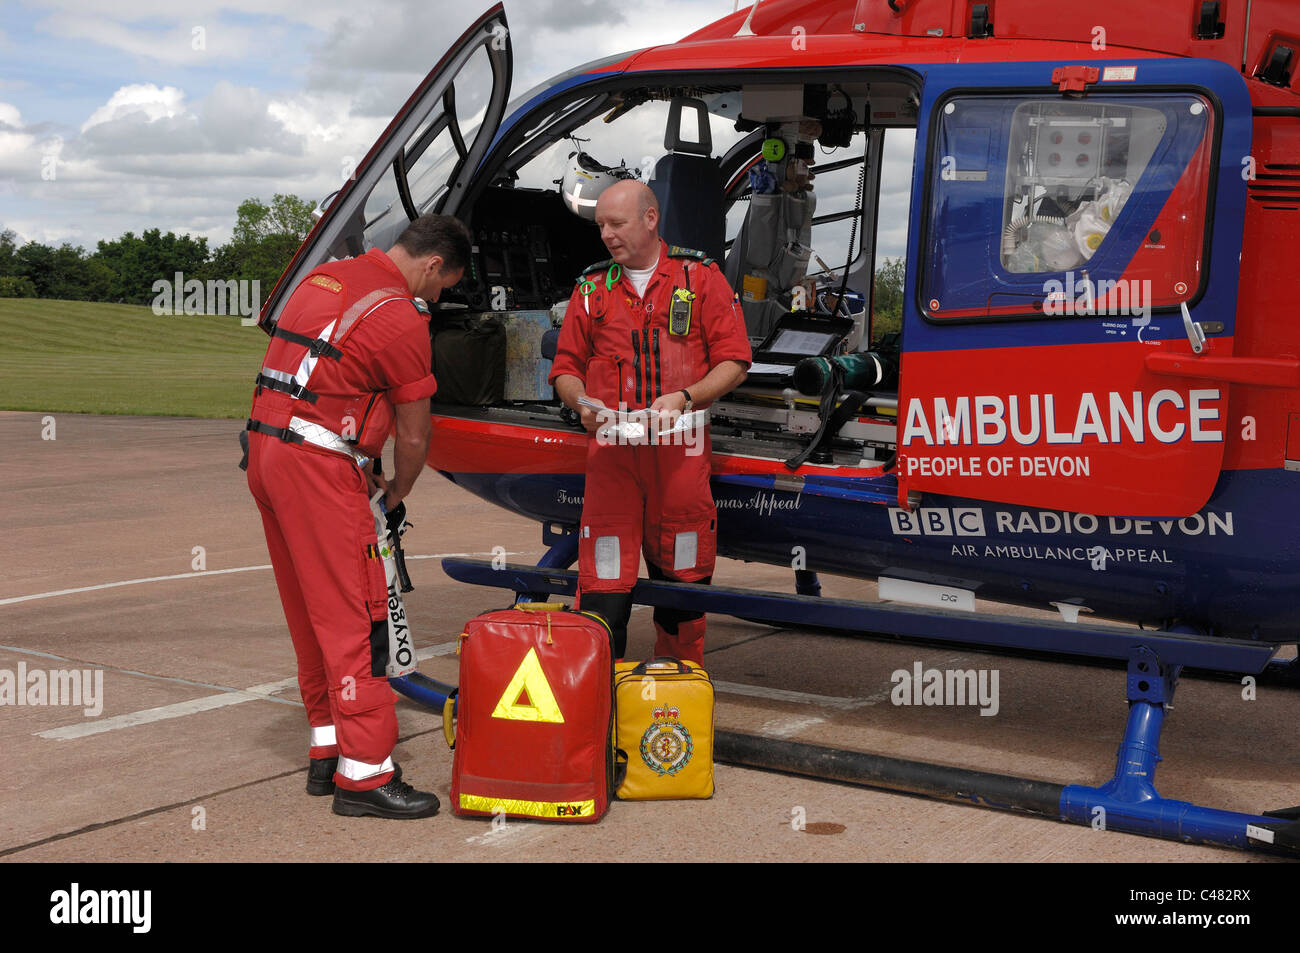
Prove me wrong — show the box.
[1,410,1296,863]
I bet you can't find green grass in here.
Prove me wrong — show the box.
[0,298,269,418]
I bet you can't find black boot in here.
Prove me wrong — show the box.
[332,777,440,819]
[307,758,401,796]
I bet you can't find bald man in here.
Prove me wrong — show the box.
[549,180,752,662]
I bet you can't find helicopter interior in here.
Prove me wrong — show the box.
[331,42,1218,477]
[386,71,921,472]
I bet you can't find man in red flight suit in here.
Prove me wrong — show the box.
[246,214,470,819]
[550,180,751,663]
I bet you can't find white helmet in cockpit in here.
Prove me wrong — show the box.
[560,151,638,220]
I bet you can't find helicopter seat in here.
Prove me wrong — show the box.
[649,98,725,261]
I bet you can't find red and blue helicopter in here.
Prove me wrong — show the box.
[260,0,1300,855]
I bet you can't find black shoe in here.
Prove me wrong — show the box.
[306,757,338,796]
[307,759,402,796]
[332,778,440,819]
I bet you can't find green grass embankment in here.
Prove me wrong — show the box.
[0,298,267,418]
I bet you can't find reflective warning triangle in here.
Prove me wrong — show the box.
[491,647,565,723]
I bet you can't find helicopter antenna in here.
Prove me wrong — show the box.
[734,0,760,37]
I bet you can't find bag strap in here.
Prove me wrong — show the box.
[442,688,458,750]
[631,657,691,675]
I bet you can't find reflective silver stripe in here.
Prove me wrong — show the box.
[259,368,296,386]
[335,291,408,340]
[288,416,369,466]
[336,754,395,781]
[310,725,336,748]
[259,295,409,385]
[673,532,699,571]
[594,535,621,580]
[292,318,337,388]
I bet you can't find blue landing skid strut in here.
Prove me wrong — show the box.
[432,555,1299,856]
[1059,647,1297,853]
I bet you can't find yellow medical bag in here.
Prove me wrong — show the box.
[613,657,715,800]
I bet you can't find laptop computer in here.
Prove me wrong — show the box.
[745,313,856,385]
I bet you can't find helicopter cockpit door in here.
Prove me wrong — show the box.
[897,59,1251,517]
[258,3,513,331]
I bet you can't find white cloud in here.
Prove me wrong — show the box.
[37,12,264,65]
[5,0,753,248]
[82,84,186,132]
[0,103,43,183]
[266,94,367,145]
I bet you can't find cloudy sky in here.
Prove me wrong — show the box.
[0,0,756,249]
[0,0,915,266]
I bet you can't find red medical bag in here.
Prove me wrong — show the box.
[445,603,615,822]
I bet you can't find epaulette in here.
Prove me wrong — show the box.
[668,245,718,268]
[576,258,613,283]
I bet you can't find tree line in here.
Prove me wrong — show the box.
[872,255,905,337]
[1,197,909,337]
[0,194,315,304]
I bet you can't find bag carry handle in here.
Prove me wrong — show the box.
[514,602,565,612]
[442,688,459,750]
[630,656,691,675]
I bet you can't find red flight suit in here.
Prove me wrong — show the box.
[246,248,436,791]
[549,240,751,662]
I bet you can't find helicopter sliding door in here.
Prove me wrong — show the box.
[897,58,1252,517]
[258,4,513,330]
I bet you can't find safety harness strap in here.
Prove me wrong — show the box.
[271,326,344,360]
[247,418,306,445]
[247,416,370,465]
[255,369,320,403]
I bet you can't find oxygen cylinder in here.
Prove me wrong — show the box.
[793,351,896,397]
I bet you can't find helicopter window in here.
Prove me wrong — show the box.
[922,93,1213,321]
[1000,101,1168,273]
[806,135,871,275]
[359,46,497,252]
[871,128,915,347]
[512,97,747,196]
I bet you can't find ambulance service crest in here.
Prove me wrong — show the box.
[640,706,693,776]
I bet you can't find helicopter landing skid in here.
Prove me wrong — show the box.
[1057,646,1298,855]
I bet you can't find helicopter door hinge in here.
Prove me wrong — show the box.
[896,475,920,512]
[1195,2,1225,41]
[1052,66,1100,96]
[968,3,993,39]
[1259,44,1296,88]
